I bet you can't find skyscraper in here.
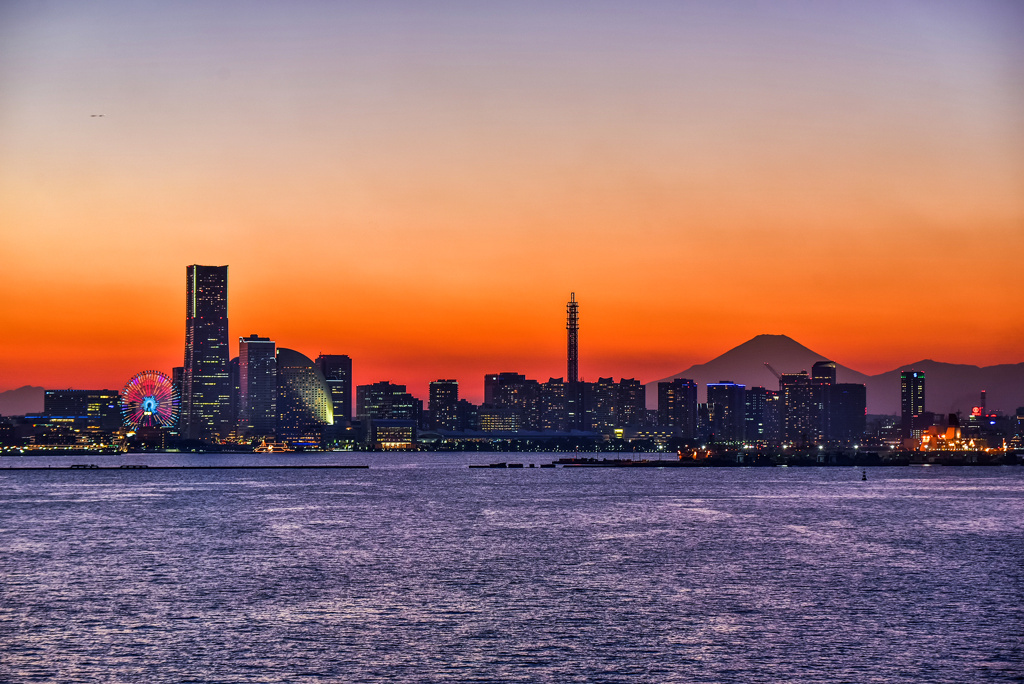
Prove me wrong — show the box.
[429,379,459,431]
[315,354,353,425]
[658,378,698,438]
[181,265,230,441]
[276,348,333,446]
[901,370,926,439]
[239,334,277,438]
[707,381,746,443]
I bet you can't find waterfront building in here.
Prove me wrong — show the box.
[315,354,353,425]
[539,378,569,431]
[744,386,780,444]
[429,379,459,431]
[707,381,746,443]
[901,370,926,439]
[616,378,646,428]
[181,265,230,441]
[828,383,867,444]
[587,377,619,431]
[276,348,333,447]
[42,389,121,433]
[356,381,419,423]
[483,372,539,430]
[658,378,698,438]
[779,371,818,445]
[238,334,277,438]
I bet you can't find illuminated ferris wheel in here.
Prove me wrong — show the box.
[121,370,179,429]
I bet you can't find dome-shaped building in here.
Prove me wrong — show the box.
[276,348,333,448]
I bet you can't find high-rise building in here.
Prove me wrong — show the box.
[616,379,646,428]
[780,371,817,445]
[745,386,780,443]
[315,354,353,425]
[276,348,333,446]
[429,379,459,431]
[539,378,569,431]
[901,370,926,439]
[483,372,539,430]
[181,265,230,441]
[658,378,698,438]
[587,377,619,430]
[828,383,867,444]
[356,381,419,423]
[238,334,277,438]
[811,360,837,385]
[707,381,746,443]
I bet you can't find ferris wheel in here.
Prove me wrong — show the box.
[121,370,179,429]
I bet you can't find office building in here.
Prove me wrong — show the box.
[901,370,926,439]
[181,265,230,441]
[707,381,746,443]
[315,354,353,425]
[828,383,867,444]
[43,389,121,433]
[780,371,818,445]
[658,378,698,438]
[276,348,333,446]
[238,334,277,438]
[429,379,459,431]
[745,386,780,443]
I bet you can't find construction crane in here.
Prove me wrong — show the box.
[764,362,782,380]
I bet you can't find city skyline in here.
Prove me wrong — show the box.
[2,2,1022,400]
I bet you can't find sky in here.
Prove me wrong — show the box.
[1,0,1022,404]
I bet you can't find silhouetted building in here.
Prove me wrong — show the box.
[745,387,780,443]
[707,381,746,443]
[429,379,459,431]
[276,348,333,447]
[828,383,866,444]
[181,265,230,441]
[811,360,837,385]
[484,372,539,429]
[315,354,353,425]
[780,371,818,445]
[539,378,569,431]
[356,381,419,423]
[587,377,618,431]
[901,370,926,439]
[238,334,277,438]
[617,378,645,428]
[658,378,698,438]
[43,389,121,433]
[456,399,480,432]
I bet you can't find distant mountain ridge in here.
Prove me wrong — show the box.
[646,335,1024,415]
[0,386,45,417]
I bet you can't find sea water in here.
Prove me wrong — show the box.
[1,453,1021,682]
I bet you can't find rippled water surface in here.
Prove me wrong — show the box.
[2,453,1022,682]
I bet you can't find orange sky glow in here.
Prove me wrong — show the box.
[1,1,1022,404]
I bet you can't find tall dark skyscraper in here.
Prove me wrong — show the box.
[429,379,459,431]
[239,334,277,438]
[658,378,698,438]
[181,265,230,441]
[315,354,353,425]
[901,370,926,439]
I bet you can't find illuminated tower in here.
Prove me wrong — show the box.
[901,370,926,439]
[181,265,230,441]
[315,354,353,425]
[566,293,579,383]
